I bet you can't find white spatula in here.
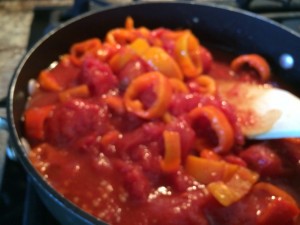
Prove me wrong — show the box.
[217,80,300,140]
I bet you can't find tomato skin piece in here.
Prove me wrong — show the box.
[118,58,151,89]
[45,99,111,146]
[239,144,285,177]
[253,182,299,225]
[80,57,118,96]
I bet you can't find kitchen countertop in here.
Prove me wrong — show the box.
[0,1,72,105]
[0,0,72,154]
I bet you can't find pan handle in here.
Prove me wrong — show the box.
[0,97,17,160]
[0,97,18,191]
[0,117,8,191]
[0,98,6,108]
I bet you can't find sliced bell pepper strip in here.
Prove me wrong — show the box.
[169,78,189,94]
[188,106,234,154]
[200,149,221,161]
[109,47,137,74]
[162,112,175,124]
[24,105,55,140]
[160,131,181,173]
[129,38,150,55]
[38,70,62,92]
[124,71,172,119]
[59,84,90,102]
[185,155,239,185]
[129,38,183,80]
[192,75,216,95]
[106,17,150,45]
[174,30,203,78]
[104,95,125,115]
[141,47,183,80]
[70,38,102,66]
[230,54,271,82]
[100,130,122,147]
[125,16,134,30]
[207,166,259,206]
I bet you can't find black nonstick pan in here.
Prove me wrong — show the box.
[1,2,300,225]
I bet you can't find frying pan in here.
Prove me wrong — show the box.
[1,2,300,225]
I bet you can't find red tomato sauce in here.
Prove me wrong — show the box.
[25,19,300,225]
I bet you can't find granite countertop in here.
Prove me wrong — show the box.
[0,0,72,153]
[0,1,72,107]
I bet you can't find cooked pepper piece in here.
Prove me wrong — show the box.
[169,78,189,94]
[185,155,239,185]
[160,131,182,173]
[104,95,125,115]
[124,71,172,119]
[188,106,234,154]
[142,47,183,80]
[38,70,62,92]
[129,38,150,55]
[109,47,138,74]
[175,30,203,78]
[189,75,216,95]
[24,105,55,140]
[70,38,102,66]
[59,84,90,102]
[207,166,259,206]
[230,54,271,82]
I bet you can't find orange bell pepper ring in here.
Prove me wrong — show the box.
[70,38,102,66]
[193,75,216,95]
[129,38,183,80]
[124,71,172,119]
[175,30,203,78]
[160,131,181,173]
[188,106,234,154]
[106,17,150,45]
[230,54,271,82]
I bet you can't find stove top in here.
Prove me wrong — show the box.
[3,1,300,225]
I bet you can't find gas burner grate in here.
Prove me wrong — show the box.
[236,0,300,11]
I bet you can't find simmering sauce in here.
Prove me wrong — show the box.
[25,17,300,225]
